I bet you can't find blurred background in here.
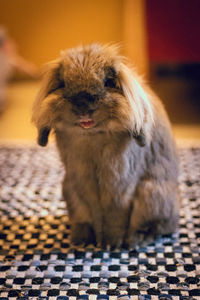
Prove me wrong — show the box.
[0,0,199,141]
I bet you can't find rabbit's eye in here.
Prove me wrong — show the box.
[104,77,116,88]
[58,80,65,89]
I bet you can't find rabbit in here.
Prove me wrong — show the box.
[32,43,179,249]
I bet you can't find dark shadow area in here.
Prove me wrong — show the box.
[149,63,200,124]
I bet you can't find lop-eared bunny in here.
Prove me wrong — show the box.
[32,44,179,248]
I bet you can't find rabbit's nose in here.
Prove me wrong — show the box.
[71,91,96,105]
[70,91,98,115]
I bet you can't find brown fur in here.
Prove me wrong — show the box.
[32,44,179,248]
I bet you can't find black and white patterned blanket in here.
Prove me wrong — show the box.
[0,143,199,299]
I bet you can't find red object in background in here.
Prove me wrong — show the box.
[145,0,200,63]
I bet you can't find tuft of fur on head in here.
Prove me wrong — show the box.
[32,43,155,147]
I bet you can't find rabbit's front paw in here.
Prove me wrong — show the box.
[70,223,96,246]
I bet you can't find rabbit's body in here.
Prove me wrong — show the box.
[32,44,179,248]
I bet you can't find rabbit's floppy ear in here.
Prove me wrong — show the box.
[118,63,154,146]
[37,127,51,147]
[32,59,62,146]
[132,130,146,147]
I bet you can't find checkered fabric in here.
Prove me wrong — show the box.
[0,143,199,300]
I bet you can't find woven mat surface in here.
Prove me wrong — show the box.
[0,143,200,300]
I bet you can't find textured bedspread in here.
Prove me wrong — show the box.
[0,143,199,299]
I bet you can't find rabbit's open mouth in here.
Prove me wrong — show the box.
[79,118,95,129]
